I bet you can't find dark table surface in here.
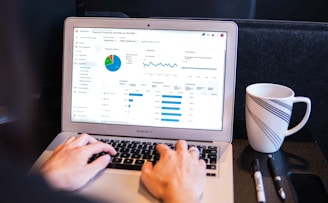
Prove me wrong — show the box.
[233,138,328,203]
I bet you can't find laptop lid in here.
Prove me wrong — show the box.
[61,17,238,143]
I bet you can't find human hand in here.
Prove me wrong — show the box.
[40,133,116,191]
[141,140,206,203]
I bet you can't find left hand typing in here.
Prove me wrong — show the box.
[40,133,117,191]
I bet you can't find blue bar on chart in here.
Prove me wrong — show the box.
[161,118,179,122]
[162,101,181,105]
[161,113,182,116]
[161,94,182,123]
[162,95,182,99]
[129,93,143,97]
[162,107,180,110]
[128,93,143,108]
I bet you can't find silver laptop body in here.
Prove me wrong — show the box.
[33,17,238,203]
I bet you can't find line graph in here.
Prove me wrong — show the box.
[143,62,178,68]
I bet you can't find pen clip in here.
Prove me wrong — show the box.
[268,154,278,175]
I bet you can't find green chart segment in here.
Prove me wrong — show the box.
[105,55,121,72]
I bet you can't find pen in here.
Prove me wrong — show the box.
[268,154,286,200]
[252,158,266,203]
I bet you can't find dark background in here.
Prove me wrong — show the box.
[20,0,328,102]
[13,0,328,162]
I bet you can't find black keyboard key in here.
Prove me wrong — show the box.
[119,148,130,153]
[111,158,122,163]
[137,145,148,150]
[123,159,134,164]
[120,153,130,158]
[209,149,218,154]
[135,160,145,165]
[110,140,120,146]
[203,149,217,154]
[121,140,131,144]
[107,163,142,171]
[141,149,151,154]
[131,149,141,154]
[128,143,138,149]
[207,164,216,170]
[131,154,141,159]
[148,145,155,150]
[209,158,217,164]
[142,154,153,160]
[117,143,127,148]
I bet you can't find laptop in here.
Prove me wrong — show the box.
[32,17,238,203]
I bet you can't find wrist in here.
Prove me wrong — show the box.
[163,186,199,203]
[40,166,69,191]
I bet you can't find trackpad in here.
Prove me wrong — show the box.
[78,171,159,203]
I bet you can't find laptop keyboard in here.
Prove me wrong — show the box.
[89,138,219,177]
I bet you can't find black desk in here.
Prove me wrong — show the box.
[233,139,328,203]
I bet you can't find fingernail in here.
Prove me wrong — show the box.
[104,154,111,162]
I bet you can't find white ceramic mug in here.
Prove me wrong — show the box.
[245,83,311,153]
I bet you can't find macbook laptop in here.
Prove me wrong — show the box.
[33,17,238,203]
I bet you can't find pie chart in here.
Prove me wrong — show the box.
[105,55,121,72]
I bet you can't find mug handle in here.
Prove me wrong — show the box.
[286,97,311,136]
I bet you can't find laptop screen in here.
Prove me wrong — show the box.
[71,27,227,131]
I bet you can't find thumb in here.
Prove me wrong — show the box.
[141,161,154,186]
[141,160,153,175]
[87,154,111,173]
[141,161,163,198]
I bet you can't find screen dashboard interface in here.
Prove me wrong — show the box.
[71,27,227,130]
